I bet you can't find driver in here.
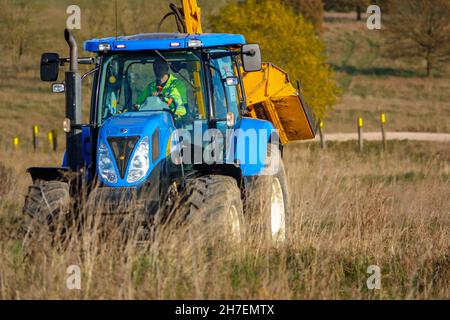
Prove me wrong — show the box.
[136,57,188,118]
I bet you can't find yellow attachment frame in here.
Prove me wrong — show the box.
[243,63,316,145]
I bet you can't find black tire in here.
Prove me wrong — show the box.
[244,157,290,245]
[161,175,245,243]
[22,181,71,240]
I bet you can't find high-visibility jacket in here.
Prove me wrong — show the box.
[137,74,187,116]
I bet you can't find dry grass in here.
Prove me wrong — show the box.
[0,141,448,299]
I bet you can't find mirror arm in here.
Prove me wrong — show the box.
[209,51,239,59]
[82,67,99,81]
[59,57,96,66]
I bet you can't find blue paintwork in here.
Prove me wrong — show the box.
[97,111,175,188]
[82,126,92,166]
[62,152,67,167]
[84,33,246,53]
[231,117,276,176]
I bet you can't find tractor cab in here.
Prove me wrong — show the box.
[85,33,253,131]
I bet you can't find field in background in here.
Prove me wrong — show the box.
[1,11,449,148]
[323,12,450,133]
[0,141,448,299]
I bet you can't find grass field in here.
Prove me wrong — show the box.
[0,7,448,300]
[0,141,448,299]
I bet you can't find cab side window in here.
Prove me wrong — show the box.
[211,55,240,120]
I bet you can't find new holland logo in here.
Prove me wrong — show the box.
[120,128,128,134]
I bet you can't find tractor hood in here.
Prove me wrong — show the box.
[97,112,175,187]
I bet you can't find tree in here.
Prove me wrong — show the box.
[323,0,372,21]
[281,0,324,30]
[209,0,339,119]
[383,0,450,77]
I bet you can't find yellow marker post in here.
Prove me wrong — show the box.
[48,131,54,150]
[13,137,20,150]
[32,125,39,152]
[380,113,387,151]
[358,117,363,128]
[319,120,326,150]
[48,130,57,152]
[358,117,363,152]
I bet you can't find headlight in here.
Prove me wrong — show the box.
[98,142,118,184]
[127,136,149,183]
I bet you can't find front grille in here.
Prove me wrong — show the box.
[88,187,142,215]
[107,136,140,179]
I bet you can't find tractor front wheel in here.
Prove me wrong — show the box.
[22,181,71,242]
[162,175,245,243]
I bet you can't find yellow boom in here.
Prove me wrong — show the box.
[180,0,316,144]
[182,0,203,34]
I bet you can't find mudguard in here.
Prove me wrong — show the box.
[231,117,277,177]
[27,167,70,183]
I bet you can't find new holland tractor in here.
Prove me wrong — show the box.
[23,0,316,243]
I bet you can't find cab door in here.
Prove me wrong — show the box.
[208,53,243,164]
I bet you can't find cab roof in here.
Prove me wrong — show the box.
[84,33,246,53]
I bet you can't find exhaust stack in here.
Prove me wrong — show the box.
[65,29,79,72]
[64,29,83,171]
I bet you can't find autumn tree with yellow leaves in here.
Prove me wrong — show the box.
[209,0,339,119]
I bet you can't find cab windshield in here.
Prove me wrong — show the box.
[97,51,207,125]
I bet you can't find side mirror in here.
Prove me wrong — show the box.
[241,44,262,72]
[40,53,60,82]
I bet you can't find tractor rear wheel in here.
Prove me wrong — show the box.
[22,181,71,241]
[244,158,290,245]
[162,175,244,243]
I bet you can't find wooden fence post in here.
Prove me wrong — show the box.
[380,113,387,151]
[12,137,20,151]
[48,130,58,152]
[32,125,39,152]
[358,117,364,152]
[319,120,326,150]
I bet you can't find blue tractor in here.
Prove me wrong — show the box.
[23,4,298,244]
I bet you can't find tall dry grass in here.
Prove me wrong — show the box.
[0,141,448,299]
